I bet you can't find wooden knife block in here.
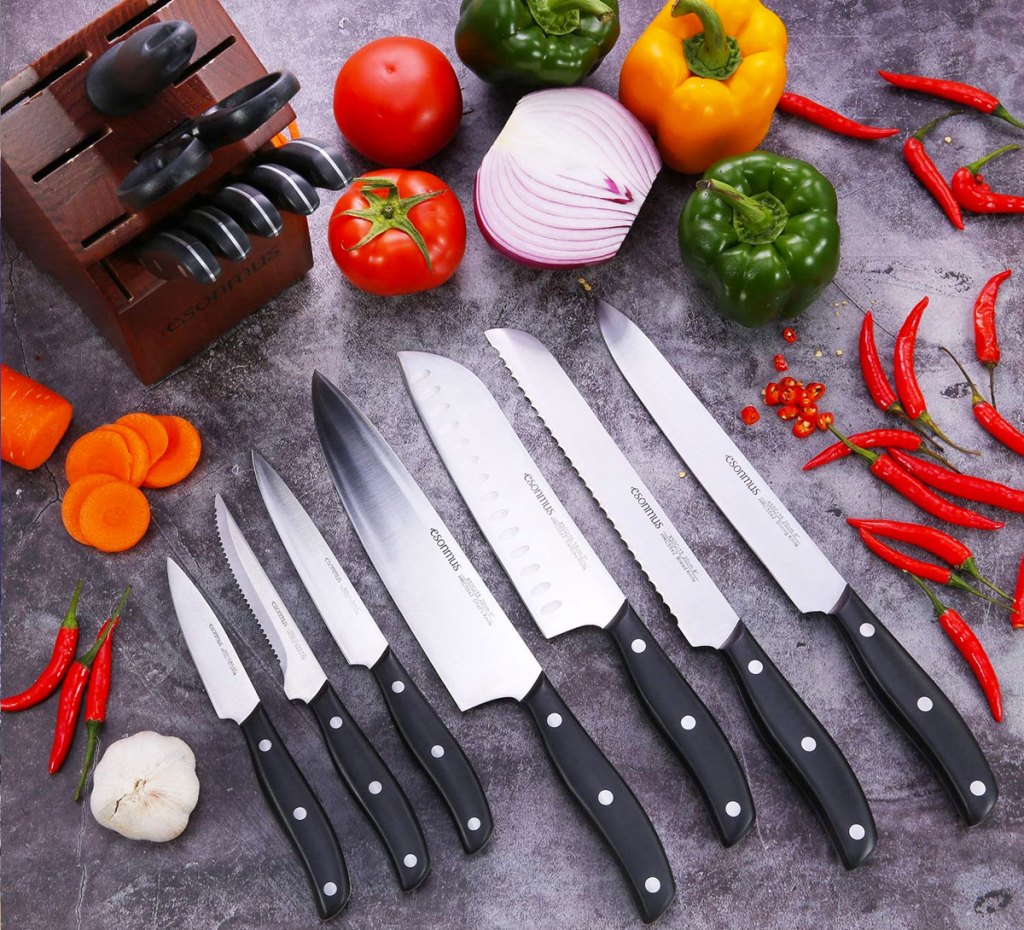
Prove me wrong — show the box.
[1,0,313,384]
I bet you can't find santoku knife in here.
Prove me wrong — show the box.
[399,349,755,848]
[593,299,997,826]
[215,495,430,890]
[312,370,675,923]
[487,327,877,869]
[251,450,493,855]
[166,557,350,919]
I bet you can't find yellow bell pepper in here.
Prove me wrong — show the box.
[619,0,787,173]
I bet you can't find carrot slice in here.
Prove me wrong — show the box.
[116,413,169,463]
[1,364,74,470]
[143,415,201,488]
[61,474,118,545]
[65,429,133,484]
[78,481,151,552]
[98,424,150,486]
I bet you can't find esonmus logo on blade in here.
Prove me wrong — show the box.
[523,473,555,516]
[430,528,461,572]
[725,455,760,496]
[630,487,663,529]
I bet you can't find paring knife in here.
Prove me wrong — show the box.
[593,299,998,826]
[246,164,320,216]
[399,350,755,848]
[312,371,675,923]
[214,495,430,890]
[486,328,877,869]
[251,451,493,855]
[166,558,350,919]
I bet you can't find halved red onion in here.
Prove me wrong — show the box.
[474,87,661,269]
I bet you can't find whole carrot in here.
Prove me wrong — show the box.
[972,269,1012,407]
[903,112,964,230]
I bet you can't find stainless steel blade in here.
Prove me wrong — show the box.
[166,557,260,724]
[215,495,328,704]
[595,299,848,615]
[252,451,388,668]
[399,350,625,639]
[312,371,542,712]
[486,328,740,650]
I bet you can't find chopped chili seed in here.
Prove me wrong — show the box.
[806,382,826,400]
[764,383,781,405]
[817,411,836,430]
[778,404,800,421]
[801,403,819,419]
[793,419,817,438]
[741,405,761,425]
[782,327,797,343]
[773,354,788,372]
[779,376,797,388]
[780,386,799,404]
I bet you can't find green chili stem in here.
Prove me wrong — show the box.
[960,558,1013,601]
[62,580,84,630]
[991,104,1024,130]
[965,143,1020,177]
[911,574,947,617]
[912,109,962,141]
[939,346,987,407]
[826,423,879,465]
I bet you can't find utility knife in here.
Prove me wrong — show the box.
[215,495,430,890]
[312,370,675,923]
[166,557,350,919]
[399,350,754,848]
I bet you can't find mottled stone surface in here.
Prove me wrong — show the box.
[2,1,1022,928]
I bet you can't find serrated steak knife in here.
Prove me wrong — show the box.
[487,328,878,869]
[215,495,430,890]
[312,370,675,923]
[166,557,350,919]
[399,350,755,848]
[593,299,997,826]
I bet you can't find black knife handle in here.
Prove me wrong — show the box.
[371,648,493,854]
[606,601,755,847]
[522,673,675,924]
[308,682,430,891]
[831,585,997,826]
[239,704,350,920]
[722,623,876,870]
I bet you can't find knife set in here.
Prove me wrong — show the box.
[169,304,997,923]
[0,0,349,384]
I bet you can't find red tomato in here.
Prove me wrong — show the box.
[328,170,466,296]
[333,37,462,167]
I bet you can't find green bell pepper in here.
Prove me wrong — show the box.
[455,0,619,88]
[678,151,841,327]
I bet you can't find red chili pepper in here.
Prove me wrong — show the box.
[888,448,1024,513]
[778,404,799,421]
[952,145,1024,214]
[971,269,1012,407]
[894,298,979,454]
[902,112,965,230]
[859,312,905,415]
[793,419,816,439]
[73,612,122,801]
[942,348,1024,457]
[804,428,935,470]
[878,71,1024,129]
[1,581,83,713]
[773,353,788,372]
[782,327,797,343]
[777,91,900,139]
[764,383,781,405]
[805,382,826,401]
[741,405,760,425]
[826,425,1004,530]
[911,576,1003,722]
[1013,556,1024,630]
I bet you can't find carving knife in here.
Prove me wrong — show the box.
[251,450,493,855]
[486,328,877,869]
[215,495,430,890]
[166,557,350,919]
[312,370,675,923]
[399,350,755,848]
[592,299,997,826]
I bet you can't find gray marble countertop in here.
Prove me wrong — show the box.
[2,1,1022,928]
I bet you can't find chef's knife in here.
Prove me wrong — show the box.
[246,164,320,216]
[486,328,877,869]
[251,450,493,855]
[179,206,251,262]
[312,371,675,922]
[136,229,220,284]
[260,138,353,190]
[593,299,998,826]
[399,350,754,848]
[215,495,430,890]
[166,557,350,919]
[212,183,283,238]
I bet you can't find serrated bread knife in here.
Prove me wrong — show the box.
[399,350,755,848]
[312,370,675,923]
[166,557,350,919]
[486,327,878,869]
[592,299,997,827]
[215,495,430,890]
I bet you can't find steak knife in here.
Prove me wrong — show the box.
[166,557,350,919]
[215,495,430,890]
[312,370,675,923]
[251,450,493,855]
[593,299,997,826]
[399,350,755,848]
[487,328,877,869]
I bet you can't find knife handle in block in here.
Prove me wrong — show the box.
[606,601,755,847]
[722,623,876,870]
[522,673,675,924]
[308,682,430,890]
[240,704,350,919]
[372,647,493,853]
[831,586,997,826]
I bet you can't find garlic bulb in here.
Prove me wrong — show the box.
[90,731,200,842]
